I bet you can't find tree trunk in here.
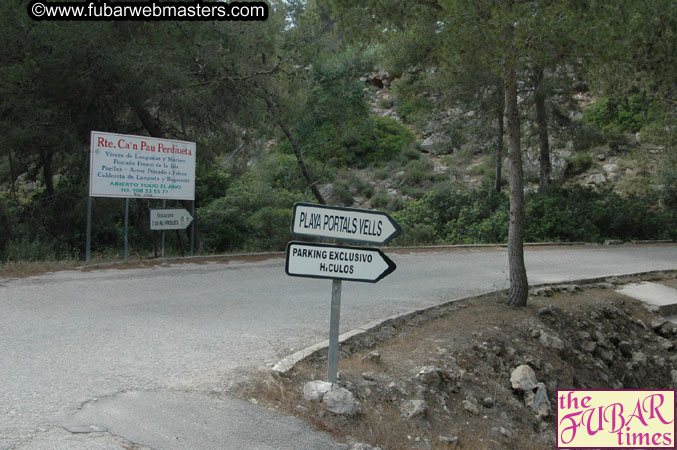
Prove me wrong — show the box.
[8,148,17,200]
[132,102,165,139]
[505,67,529,307]
[40,147,54,196]
[534,67,551,192]
[255,91,326,205]
[277,121,326,205]
[0,198,9,257]
[495,81,505,193]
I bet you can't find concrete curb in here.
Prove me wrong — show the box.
[271,269,677,374]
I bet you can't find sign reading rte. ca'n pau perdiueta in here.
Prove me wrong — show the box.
[291,202,401,245]
[89,131,196,200]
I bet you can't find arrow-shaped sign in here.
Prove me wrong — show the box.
[291,202,401,245]
[149,208,193,231]
[285,241,396,283]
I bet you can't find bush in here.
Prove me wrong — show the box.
[394,184,675,246]
[326,116,415,168]
[246,207,292,251]
[566,123,607,151]
[402,159,435,186]
[370,193,390,209]
[397,96,433,126]
[565,152,594,176]
[331,181,354,206]
[525,186,675,242]
[404,147,422,160]
[583,95,650,133]
[198,177,303,253]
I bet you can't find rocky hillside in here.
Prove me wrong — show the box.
[322,71,670,210]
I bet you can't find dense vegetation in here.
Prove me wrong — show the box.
[0,0,674,264]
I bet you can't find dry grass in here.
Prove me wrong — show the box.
[0,259,82,278]
[0,251,287,279]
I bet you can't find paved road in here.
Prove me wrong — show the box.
[1,244,675,449]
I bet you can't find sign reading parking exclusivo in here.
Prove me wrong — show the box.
[286,241,396,283]
[89,131,195,200]
[291,202,401,245]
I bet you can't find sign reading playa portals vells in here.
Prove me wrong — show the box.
[89,131,195,200]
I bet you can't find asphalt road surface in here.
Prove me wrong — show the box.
[1,244,675,449]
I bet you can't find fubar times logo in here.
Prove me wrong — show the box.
[557,389,676,448]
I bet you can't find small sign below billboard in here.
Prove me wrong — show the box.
[150,209,193,231]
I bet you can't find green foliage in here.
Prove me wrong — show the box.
[197,177,302,253]
[394,184,509,245]
[525,187,675,242]
[341,116,415,167]
[404,147,422,161]
[393,184,675,246]
[565,152,594,176]
[402,159,435,186]
[246,207,293,251]
[345,173,374,198]
[378,97,395,109]
[331,181,354,206]
[397,97,434,126]
[583,95,651,133]
[369,193,390,209]
[658,152,677,210]
[196,167,232,207]
[565,122,608,151]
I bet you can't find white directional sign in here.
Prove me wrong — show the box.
[291,202,401,245]
[89,131,196,200]
[286,241,396,283]
[150,208,193,231]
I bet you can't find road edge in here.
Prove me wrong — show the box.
[271,268,677,374]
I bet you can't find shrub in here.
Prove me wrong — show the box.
[334,116,415,168]
[246,207,292,251]
[567,123,607,151]
[402,159,435,186]
[565,152,594,176]
[525,186,675,242]
[331,181,354,206]
[370,193,390,209]
[362,184,375,199]
[394,184,675,246]
[198,177,303,253]
[404,147,422,160]
[378,97,395,109]
[397,96,433,126]
[583,94,650,133]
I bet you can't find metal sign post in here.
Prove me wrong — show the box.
[85,196,92,262]
[327,279,342,384]
[123,198,129,262]
[285,203,400,384]
[190,200,195,257]
[161,199,166,257]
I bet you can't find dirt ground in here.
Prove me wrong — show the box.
[238,273,677,450]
